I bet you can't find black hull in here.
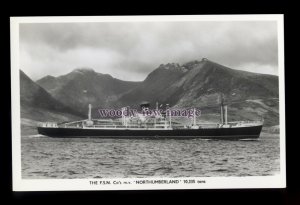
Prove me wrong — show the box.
[37,125,262,140]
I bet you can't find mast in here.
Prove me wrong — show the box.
[166,104,171,128]
[121,107,127,127]
[193,108,196,125]
[169,110,172,128]
[224,105,228,125]
[219,93,228,124]
[220,96,224,124]
[154,102,158,127]
[121,107,124,126]
[219,93,228,125]
[88,104,92,121]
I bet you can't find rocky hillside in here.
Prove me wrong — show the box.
[20,70,83,135]
[119,59,278,107]
[33,59,279,126]
[116,63,187,108]
[116,59,279,126]
[36,68,141,114]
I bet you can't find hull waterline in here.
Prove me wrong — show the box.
[37,125,262,140]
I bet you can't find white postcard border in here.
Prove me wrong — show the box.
[10,14,286,191]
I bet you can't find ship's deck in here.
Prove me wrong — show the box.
[39,120,263,130]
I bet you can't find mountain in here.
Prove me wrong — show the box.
[34,59,279,126]
[36,68,141,115]
[119,59,278,106]
[20,70,83,135]
[117,59,279,126]
[116,63,188,108]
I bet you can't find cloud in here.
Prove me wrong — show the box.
[19,21,278,81]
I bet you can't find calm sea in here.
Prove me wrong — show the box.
[21,133,280,179]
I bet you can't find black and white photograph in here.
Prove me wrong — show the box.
[10,15,286,191]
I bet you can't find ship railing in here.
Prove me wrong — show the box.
[59,124,82,128]
[63,120,87,126]
[81,124,174,129]
[83,125,119,128]
[229,120,263,125]
[40,122,58,128]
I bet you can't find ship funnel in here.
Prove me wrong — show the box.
[140,101,150,110]
[88,104,92,121]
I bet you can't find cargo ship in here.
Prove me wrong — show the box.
[37,100,263,140]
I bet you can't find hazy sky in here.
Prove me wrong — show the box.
[20,21,278,81]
